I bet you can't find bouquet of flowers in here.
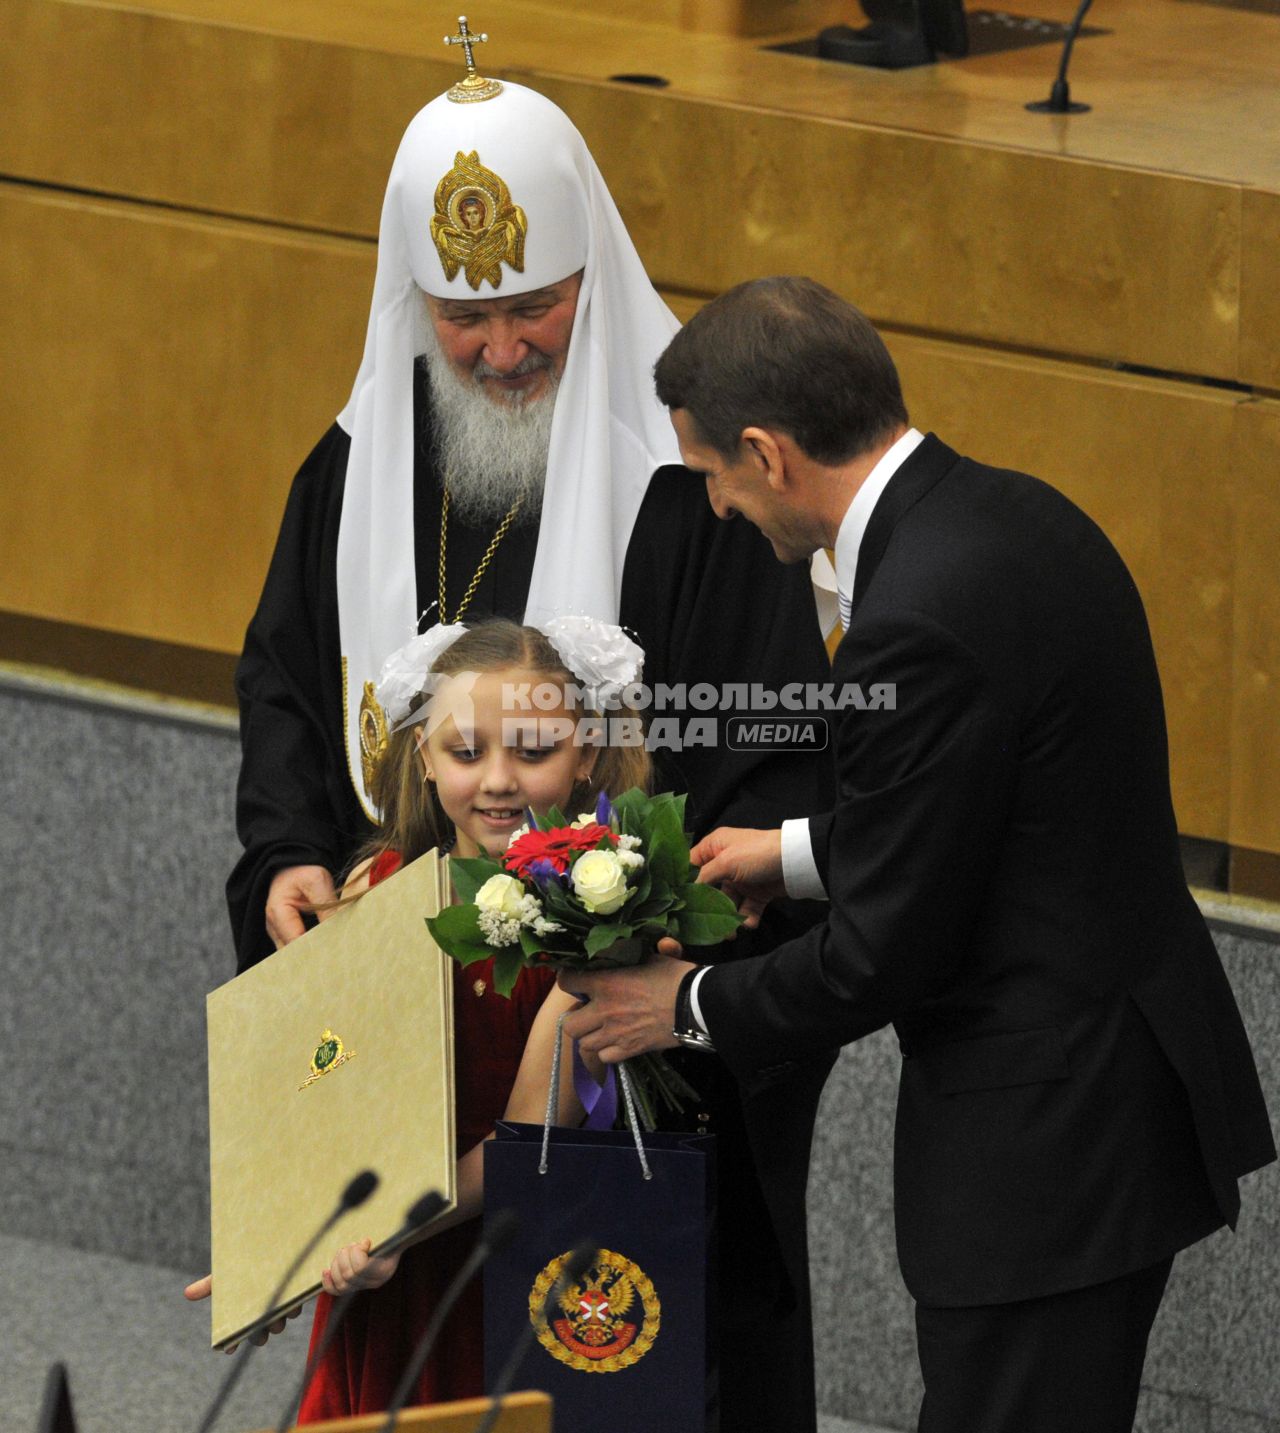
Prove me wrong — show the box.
[426,788,742,1126]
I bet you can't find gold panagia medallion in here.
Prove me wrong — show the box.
[358,682,390,796]
[430,151,527,291]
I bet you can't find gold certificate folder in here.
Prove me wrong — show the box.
[207,851,456,1349]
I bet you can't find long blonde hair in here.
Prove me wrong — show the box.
[354,619,650,877]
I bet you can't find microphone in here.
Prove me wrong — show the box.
[1026,0,1096,114]
[378,1209,522,1433]
[274,1189,449,1433]
[36,1361,79,1433]
[472,1239,598,1433]
[194,1169,379,1433]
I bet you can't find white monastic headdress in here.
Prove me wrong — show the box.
[335,76,681,820]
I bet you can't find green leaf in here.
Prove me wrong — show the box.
[674,906,744,946]
[645,798,691,889]
[629,894,674,921]
[585,922,634,956]
[676,881,741,917]
[611,788,649,839]
[519,926,576,958]
[425,907,497,965]
[492,949,527,997]
[539,881,594,929]
[448,855,503,904]
[671,880,742,944]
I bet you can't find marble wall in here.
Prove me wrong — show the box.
[2,679,1276,1430]
[0,680,241,1272]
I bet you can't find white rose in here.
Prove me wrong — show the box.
[571,850,631,916]
[475,874,527,920]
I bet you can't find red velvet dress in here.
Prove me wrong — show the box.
[298,850,555,1421]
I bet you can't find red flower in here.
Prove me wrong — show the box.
[567,823,616,851]
[504,829,573,878]
[504,822,617,879]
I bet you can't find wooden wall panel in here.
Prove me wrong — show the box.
[0,183,374,651]
[0,0,1246,381]
[557,89,1242,384]
[1241,190,1280,393]
[1229,400,1280,853]
[0,0,426,235]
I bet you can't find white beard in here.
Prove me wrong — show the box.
[421,336,558,525]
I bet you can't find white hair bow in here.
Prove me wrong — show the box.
[373,623,468,725]
[373,615,644,727]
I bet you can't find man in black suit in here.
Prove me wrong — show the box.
[563,277,1275,1431]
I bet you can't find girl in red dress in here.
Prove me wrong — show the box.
[294,616,650,1420]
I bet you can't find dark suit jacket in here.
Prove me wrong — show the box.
[701,435,1275,1308]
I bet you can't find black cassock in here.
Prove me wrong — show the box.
[227,367,838,1432]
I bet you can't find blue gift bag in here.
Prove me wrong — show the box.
[483,1118,717,1432]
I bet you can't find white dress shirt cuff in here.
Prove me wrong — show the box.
[781,818,828,900]
[688,966,713,1036]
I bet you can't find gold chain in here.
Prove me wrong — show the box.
[437,486,523,623]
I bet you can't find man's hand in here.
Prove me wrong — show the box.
[182,1274,302,1352]
[690,827,786,929]
[558,942,690,1064]
[320,1239,402,1296]
[266,865,336,949]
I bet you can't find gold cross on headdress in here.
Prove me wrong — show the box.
[444,15,503,103]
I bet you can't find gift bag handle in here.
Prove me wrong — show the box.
[542,1008,652,1181]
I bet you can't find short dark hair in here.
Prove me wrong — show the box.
[653,277,908,463]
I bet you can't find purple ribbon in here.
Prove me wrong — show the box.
[573,1041,618,1130]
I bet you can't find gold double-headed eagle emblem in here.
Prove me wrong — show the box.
[530,1248,661,1373]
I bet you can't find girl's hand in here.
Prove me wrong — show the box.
[321,1238,402,1296]
[182,1273,302,1352]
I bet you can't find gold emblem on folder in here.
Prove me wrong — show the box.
[358,683,389,796]
[530,1248,660,1373]
[299,1029,355,1090]
[430,151,527,291]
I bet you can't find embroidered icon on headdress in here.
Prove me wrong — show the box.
[299,1029,355,1090]
[529,1248,660,1372]
[431,151,527,290]
[359,682,390,796]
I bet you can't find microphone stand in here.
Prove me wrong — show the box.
[273,1190,448,1433]
[194,1169,379,1433]
[377,1210,522,1433]
[471,1240,598,1433]
[1027,0,1096,114]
